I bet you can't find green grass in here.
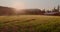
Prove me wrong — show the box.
[0,15,60,32]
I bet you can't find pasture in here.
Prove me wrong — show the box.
[0,15,60,32]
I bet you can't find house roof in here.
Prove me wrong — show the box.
[44,12,58,15]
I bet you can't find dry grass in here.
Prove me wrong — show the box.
[0,15,60,32]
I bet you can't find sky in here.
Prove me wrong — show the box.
[0,0,60,10]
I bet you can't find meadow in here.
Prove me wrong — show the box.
[0,15,60,32]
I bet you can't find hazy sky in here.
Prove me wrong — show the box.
[0,0,60,10]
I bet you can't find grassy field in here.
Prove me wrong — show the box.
[0,15,60,32]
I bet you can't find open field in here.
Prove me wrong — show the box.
[0,15,60,32]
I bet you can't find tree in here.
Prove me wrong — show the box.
[41,9,45,15]
[0,6,15,16]
[57,5,60,12]
[24,9,42,15]
[52,5,60,12]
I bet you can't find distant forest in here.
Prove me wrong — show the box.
[0,5,60,16]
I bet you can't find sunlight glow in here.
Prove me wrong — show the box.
[11,1,26,10]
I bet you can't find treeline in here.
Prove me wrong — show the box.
[0,6,15,16]
[17,5,60,16]
[20,9,45,15]
[0,5,60,16]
